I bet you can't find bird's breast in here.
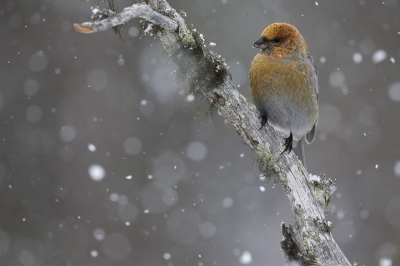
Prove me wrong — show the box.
[249,53,318,139]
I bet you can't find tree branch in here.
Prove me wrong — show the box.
[74,4,177,33]
[74,1,354,265]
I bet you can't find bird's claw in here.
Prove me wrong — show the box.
[281,133,293,154]
[258,113,268,130]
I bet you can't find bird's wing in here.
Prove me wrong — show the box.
[307,51,319,100]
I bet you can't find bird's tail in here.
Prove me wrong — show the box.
[292,138,306,169]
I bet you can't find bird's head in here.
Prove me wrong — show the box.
[253,23,308,59]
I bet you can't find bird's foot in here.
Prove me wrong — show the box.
[281,133,293,154]
[258,113,268,130]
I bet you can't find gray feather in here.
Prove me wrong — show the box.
[292,138,306,168]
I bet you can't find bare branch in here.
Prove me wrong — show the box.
[74,1,354,265]
[74,4,177,33]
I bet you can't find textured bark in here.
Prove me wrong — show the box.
[74,1,354,265]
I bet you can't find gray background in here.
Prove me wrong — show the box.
[1,0,400,265]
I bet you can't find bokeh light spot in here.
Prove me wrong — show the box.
[388,82,400,102]
[88,164,106,182]
[87,69,108,90]
[59,125,76,142]
[384,196,400,228]
[123,137,142,156]
[101,232,132,261]
[200,221,217,238]
[26,105,43,123]
[29,50,48,72]
[23,79,40,96]
[118,203,138,222]
[239,251,252,264]
[186,141,208,162]
[93,228,106,241]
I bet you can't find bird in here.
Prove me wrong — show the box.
[248,23,319,167]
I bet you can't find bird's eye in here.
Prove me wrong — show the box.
[273,38,281,43]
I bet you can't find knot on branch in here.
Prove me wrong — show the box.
[257,152,280,179]
[308,175,336,213]
[313,217,333,234]
[281,223,317,265]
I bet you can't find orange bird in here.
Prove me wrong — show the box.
[248,23,319,167]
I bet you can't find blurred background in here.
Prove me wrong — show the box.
[1,0,400,265]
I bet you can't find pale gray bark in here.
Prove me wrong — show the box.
[74,1,356,265]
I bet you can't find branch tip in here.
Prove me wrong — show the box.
[74,23,94,33]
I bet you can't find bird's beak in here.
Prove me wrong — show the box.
[253,37,268,49]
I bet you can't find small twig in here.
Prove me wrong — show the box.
[74,3,177,34]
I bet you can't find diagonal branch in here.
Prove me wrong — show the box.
[74,1,354,265]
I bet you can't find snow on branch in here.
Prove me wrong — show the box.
[74,1,355,265]
[74,3,177,33]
